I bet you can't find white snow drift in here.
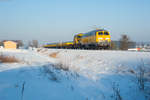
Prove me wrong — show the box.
[0,48,150,100]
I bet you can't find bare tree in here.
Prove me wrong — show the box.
[0,41,3,46]
[111,41,117,50]
[28,40,39,48]
[119,34,130,50]
[28,41,33,47]
[17,40,24,47]
[32,40,38,48]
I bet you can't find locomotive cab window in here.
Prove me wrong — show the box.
[104,32,109,35]
[77,36,81,38]
[98,32,103,35]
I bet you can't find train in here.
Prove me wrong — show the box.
[44,29,111,49]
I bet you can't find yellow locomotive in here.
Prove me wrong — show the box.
[44,29,111,49]
[78,29,111,49]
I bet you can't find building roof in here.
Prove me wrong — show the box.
[3,40,19,44]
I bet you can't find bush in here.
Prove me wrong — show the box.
[136,60,150,99]
[49,52,59,58]
[0,54,19,63]
[54,62,69,71]
[42,64,59,82]
[112,82,122,100]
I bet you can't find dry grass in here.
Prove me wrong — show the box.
[54,62,69,71]
[0,54,19,63]
[40,49,47,53]
[37,48,42,52]
[129,69,135,74]
[49,52,59,58]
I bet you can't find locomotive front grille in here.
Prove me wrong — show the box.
[97,41,110,46]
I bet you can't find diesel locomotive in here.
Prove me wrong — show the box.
[44,29,111,49]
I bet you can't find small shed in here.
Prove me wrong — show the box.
[3,41,18,49]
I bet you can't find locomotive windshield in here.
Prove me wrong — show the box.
[77,36,81,38]
[104,32,109,35]
[98,32,103,35]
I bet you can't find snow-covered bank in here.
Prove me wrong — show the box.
[0,64,86,100]
[0,49,150,100]
[38,49,150,79]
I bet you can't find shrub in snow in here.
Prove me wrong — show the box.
[135,61,150,99]
[55,62,69,71]
[137,65,145,91]
[112,82,122,100]
[49,52,59,58]
[42,64,59,82]
[40,64,80,83]
[0,54,19,63]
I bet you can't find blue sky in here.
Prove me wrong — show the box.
[0,0,150,44]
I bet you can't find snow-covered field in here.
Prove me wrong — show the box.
[0,48,150,100]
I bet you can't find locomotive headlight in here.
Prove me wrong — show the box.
[98,38,103,40]
[106,38,110,40]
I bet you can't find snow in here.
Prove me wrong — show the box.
[0,48,150,100]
